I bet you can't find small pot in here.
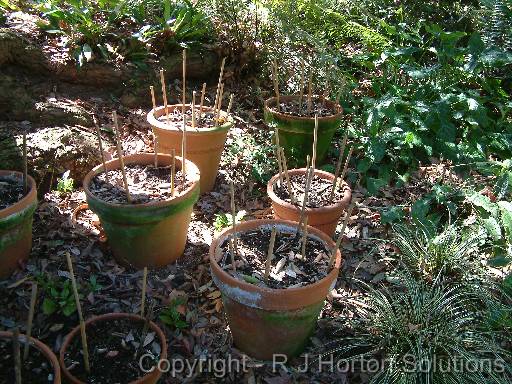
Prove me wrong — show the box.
[60,313,167,384]
[210,219,342,360]
[264,95,343,166]
[147,104,233,193]
[0,171,37,278]
[0,331,61,383]
[267,168,351,237]
[83,153,200,269]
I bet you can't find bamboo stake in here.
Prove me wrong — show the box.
[13,327,21,384]
[170,148,175,197]
[280,147,295,204]
[228,239,236,272]
[181,115,187,184]
[215,83,224,127]
[226,94,234,116]
[275,128,284,188]
[312,115,319,170]
[300,216,309,261]
[297,155,313,233]
[191,91,196,129]
[93,116,110,183]
[66,252,90,373]
[159,69,170,123]
[22,133,28,194]
[264,227,277,282]
[307,69,313,115]
[23,283,38,360]
[199,82,206,120]
[329,202,355,268]
[230,181,239,256]
[113,112,131,203]
[182,49,187,116]
[149,86,158,168]
[340,146,354,182]
[329,134,348,203]
[213,58,226,113]
[299,58,305,114]
[141,267,148,316]
[272,59,280,111]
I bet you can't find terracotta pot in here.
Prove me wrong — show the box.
[210,219,342,360]
[0,331,61,383]
[83,153,200,269]
[147,104,233,193]
[60,313,167,384]
[267,168,351,237]
[264,95,343,166]
[0,171,37,278]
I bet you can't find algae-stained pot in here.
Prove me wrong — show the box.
[267,168,351,237]
[0,331,61,383]
[210,219,342,360]
[147,104,233,193]
[83,153,200,269]
[0,170,37,278]
[60,313,167,384]
[264,95,343,166]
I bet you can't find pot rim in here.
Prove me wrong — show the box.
[147,104,233,134]
[59,312,168,384]
[0,331,61,384]
[0,171,37,219]
[264,95,343,122]
[83,153,200,209]
[209,219,342,310]
[267,168,351,214]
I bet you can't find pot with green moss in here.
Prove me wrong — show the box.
[0,170,37,278]
[264,95,343,166]
[210,219,342,360]
[83,153,200,269]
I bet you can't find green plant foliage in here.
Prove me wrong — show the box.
[328,272,512,383]
[214,210,247,231]
[37,274,77,317]
[56,170,74,193]
[159,298,188,329]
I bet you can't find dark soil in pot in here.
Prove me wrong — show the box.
[0,338,55,383]
[273,173,346,208]
[63,318,161,383]
[218,226,332,289]
[89,164,193,204]
[0,174,27,210]
[155,108,227,129]
[269,98,337,117]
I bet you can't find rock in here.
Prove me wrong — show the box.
[35,99,92,126]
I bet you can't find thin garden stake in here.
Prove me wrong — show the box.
[275,128,284,188]
[181,115,187,185]
[264,227,277,282]
[113,112,131,203]
[340,146,354,182]
[229,239,236,272]
[214,58,226,113]
[93,116,110,183]
[215,83,224,127]
[66,252,90,373]
[191,91,196,129]
[307,69,313,115]
[22,133,27,194]
[199,82,206,120]
[272,59,280,111]
[159,69,170,123]
[141,267,148,316]
[182,49,187,115]
[312,115,319,170]
[13,327,21,384]
[226,94,234,117]
[149,86,158,168]
[170,148,175,196]
[230,181,239,256]
[329,134,348,203]
[280,147,296,204]
[299,58,305,114]
[23,283,38,360]
[329,202,355,268]
[300,216,309,261]
[297,155,313,234]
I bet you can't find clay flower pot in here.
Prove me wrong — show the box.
[147,104,233,193]
[0,170,37,278]
[0,331,61,383]
[267,168,351,237]
[210,219,342,360]
[264,95,343,166]
[83,153,200,269]
[60,313,167,384]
